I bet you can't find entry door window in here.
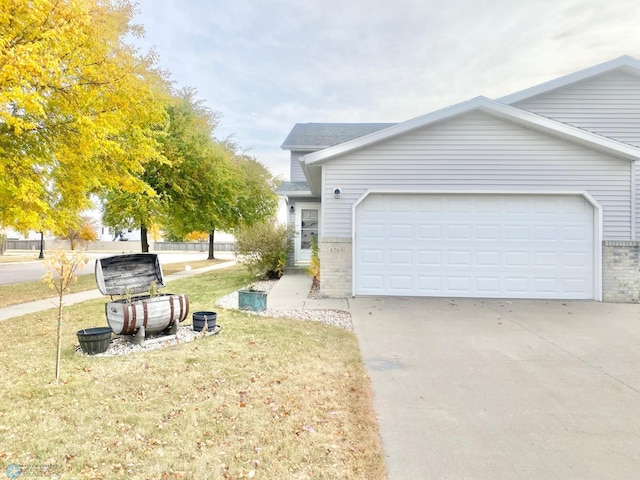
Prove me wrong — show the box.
[300,209,318,249]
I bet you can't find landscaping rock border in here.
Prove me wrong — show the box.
[215,281,354,331]
[77,280,353,356]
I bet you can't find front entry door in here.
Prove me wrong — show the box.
[295,202,320,264]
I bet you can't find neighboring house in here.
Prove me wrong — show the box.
[279,56,640,302]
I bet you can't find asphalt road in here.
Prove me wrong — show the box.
[0,252,226,285]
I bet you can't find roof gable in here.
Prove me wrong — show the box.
[498,55,640,105]
[301,96,640,165]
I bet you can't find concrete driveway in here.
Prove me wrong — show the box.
[350,297,640,480]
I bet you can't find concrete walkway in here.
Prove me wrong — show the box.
[0,260,236,322]
[266,271,350,311]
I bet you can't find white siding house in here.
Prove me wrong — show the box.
[278,56,640,302]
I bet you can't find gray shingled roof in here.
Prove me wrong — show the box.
[281,123,397,150]
[277,181,311,193]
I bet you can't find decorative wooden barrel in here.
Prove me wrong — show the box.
[96,254,189,338]
[105,293,189,335]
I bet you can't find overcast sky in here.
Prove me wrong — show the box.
[132,0,640,179]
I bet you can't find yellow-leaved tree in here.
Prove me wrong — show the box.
[0,0,168,233]
[42,250,88,384]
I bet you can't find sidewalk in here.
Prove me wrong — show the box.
[267,271,350,311]
[0,264,352,322]
[0,260,236,322]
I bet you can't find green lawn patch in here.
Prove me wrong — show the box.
[0,264,386,479]
[0,259,226,309]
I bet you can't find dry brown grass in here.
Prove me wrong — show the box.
[0,265,386,479]
[0,259,226,309]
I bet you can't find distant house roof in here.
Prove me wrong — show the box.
[281,123,396,151]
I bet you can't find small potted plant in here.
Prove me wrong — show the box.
[238,283,267,312]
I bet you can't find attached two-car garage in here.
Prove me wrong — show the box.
[354,193,598,299]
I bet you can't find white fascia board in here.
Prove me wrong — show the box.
[300,162,322,196]
[498,55,640,104]
[280,145,324,151]
[479,99,640,161]
[304,96,640,165]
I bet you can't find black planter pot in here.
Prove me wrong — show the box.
[77,327,112,355]
[193,311,217,332]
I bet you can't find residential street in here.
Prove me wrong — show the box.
[0,252,223,285]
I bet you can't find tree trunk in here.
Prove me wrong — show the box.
[141,223,149,253]
[55,277,64,385]
[208,229,215,259]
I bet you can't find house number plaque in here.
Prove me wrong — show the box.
[327,246,346,254]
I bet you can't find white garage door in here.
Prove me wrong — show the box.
[354,193,594,299]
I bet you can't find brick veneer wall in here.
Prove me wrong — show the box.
[603,241,640,303]
[318,237,352,297]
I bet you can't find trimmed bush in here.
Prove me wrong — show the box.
[235,221,294,279]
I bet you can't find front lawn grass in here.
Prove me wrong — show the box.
[0,264,386,479]
[0,254,42,263]
[0,258,226,309]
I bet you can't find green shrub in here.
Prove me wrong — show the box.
[308,234,320,284]
[235,221,294,279]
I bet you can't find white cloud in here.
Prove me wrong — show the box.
[133,0,640,177]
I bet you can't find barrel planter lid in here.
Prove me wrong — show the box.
[95,253,165,296]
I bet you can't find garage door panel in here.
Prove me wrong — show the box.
[418,250,442,265]
[360,275,384,290]
[534,197,559,213]
[447,276,471,291]
[477,225,501,240]
[504,277,529,294]
[504,251,529,266]
[564,253,588,267]
[564,278,589,293]
[448,198,472,212]
[534,278,557,293]
[447,251,471,266]
[418,225,442,239]
[476,277,500,292]
[389,249,412,265]
[533,225,558,241]
[360,223,384,239]
[506,198,530,213]
[355,194,594,299]
[390,197,413,213]
[361,249,384,265]
[447,225,472,240]
[476,251,500,266]
[390,224,413,239]
[564,225,590,241]
[389,275,412,291]
[418,197,443,212]
[534,252,557,266]
[418,276,442,291]
[505,225,529,240]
